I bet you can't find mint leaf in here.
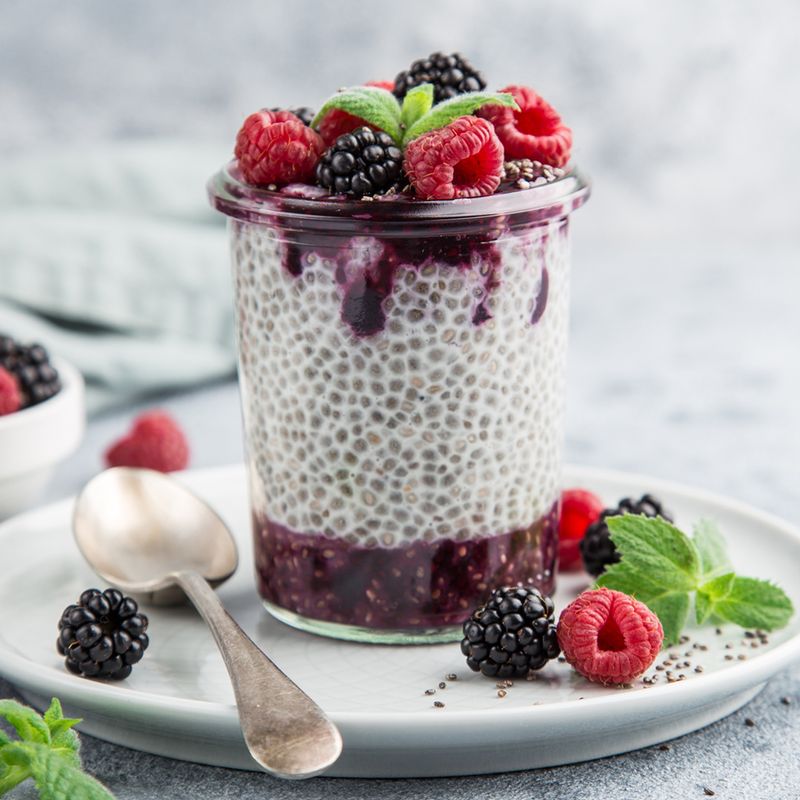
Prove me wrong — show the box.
[312,86,402,143]
[0,699,50,746]
[0,698,116,799]
[17,743,115,800]
[593,512,793,644]
[400,84,434,130]
[696,572,735,624]
[403,91,518,143]
[605,515,700,592]
[646,592,691,647]
[0,763,31,796]
[712,576,794,631]
[693,519,733,578]
[42,699,80,758]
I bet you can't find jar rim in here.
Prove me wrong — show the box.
[207,161,590,227]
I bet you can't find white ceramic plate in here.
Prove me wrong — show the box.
[0,464,798,778]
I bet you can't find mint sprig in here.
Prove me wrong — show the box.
[400,84,434,131]
[0,698,115,799]
[596,516,794,645]
[311,85,518,148]
[402,91,517,144]
[311,86,402,144]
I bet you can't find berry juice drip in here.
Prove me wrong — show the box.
[275,209,552,338]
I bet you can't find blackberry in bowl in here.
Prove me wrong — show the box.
[0,336,85,519]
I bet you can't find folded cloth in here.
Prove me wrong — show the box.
[0,141,239,412]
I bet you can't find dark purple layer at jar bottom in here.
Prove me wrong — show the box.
[253,503,559,630]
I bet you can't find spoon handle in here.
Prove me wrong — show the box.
[173,570,342,779]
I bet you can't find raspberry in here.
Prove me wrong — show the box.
[234,110,325,187]
[557,588,663,685]
[105,411,189,473]
[478,85,572,167]
[0,367,21,416]
[404,117,504,200]
[558,488,604,571]
[365,80,395,93]
[316,81,393,146]
[270,106,315,127]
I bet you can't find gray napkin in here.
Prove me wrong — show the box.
[0,141,238,412]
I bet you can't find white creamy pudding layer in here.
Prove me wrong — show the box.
[231,217,570,547]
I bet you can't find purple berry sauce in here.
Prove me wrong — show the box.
[254,503,558,630]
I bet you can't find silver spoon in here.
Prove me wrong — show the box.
[72,467,342,780]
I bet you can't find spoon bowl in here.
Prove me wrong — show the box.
[73,467,238,597]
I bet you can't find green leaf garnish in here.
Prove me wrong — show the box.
[693,519,733,579]
[712,576,794,631]
[696,572,735,623]
[402,91,518,144]
[595,514,794,645]
[0,698,115,799]
[400,84,434,130]
[311,86,402,144]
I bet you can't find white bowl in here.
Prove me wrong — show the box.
[0,358,85,519]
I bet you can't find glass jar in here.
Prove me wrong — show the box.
[208,166,589,643]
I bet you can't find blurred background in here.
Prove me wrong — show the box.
[1,0,798,517]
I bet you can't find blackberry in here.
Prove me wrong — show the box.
[580,494,674,577]
[461,586,560,679]
[57,588,150,681]
[316,127,403,197]
[0,335,61,409]
[271,106,315,127]
[393,51,486,103]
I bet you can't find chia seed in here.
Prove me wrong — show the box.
[446,673,457,681]
[424,689,435,695]
[781,696,792,706]
[438,681,446,690]
[433,701,445,708]
[745,717,756,727]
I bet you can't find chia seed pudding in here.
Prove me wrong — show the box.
[209,166,588,641]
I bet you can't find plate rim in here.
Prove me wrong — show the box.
[1,462,799,733]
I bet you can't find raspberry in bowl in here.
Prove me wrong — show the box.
[208,53,590,643]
